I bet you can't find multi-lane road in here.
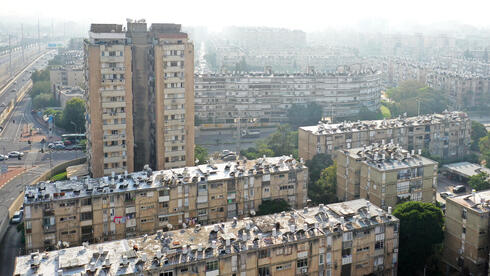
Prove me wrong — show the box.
[0,50,83,275]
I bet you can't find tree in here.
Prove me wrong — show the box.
[61,98,86,132]
[30,81,51,98]
[31,69,49,82]
[256,199,291,216]
[195,145,208,165]
[265,124,298,158]
[385,81,449,116]
[480,134,490,168]
[287,102,323,128]
[32,93,57,109]
[393,202,444,276]
[305,153,333,184]
[469,172,490,191]
[471,121,488,152]
[308,162,337,204]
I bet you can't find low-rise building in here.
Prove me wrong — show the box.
[15,199,399,276]
[442,162,490,183]
[443,190,490,275]
[22,156,308,252]
[299,111,471,162]
[55,86,84,108]
[336,143,438,209]
[49,65,85,89]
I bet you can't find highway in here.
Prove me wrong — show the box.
[0,50,82,273]
[0,44,45,87]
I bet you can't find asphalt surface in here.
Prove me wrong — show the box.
[0,224,22,276]
[0,44,43,86]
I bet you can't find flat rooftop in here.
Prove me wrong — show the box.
[300,111,468,135]
[14,199,398,275]
[342,143,437,171]
[448,190,490,214]
[442,162,490,179]
[24,156,305,205]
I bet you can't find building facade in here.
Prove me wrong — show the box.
[299,111,471,162]
[443,190,490,275]
[195,66,382,129]
[336,143,438,209]
[16,199,399,276]
[84,21,194,177]
[22,156,308,252]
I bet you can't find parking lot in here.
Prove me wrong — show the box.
[436,174,470,204]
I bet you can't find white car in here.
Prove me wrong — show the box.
[8,151,24,158]
[11,211,22,224]
[0,154,8,161]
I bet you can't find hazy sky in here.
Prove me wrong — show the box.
[2,0,489,32]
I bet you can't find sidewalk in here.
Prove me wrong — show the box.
[0,166,26,189]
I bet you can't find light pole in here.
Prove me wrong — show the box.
[70,121,78,134]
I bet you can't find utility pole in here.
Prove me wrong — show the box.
[416,97,421,116]
[21,24,25,63]
[8,34,12,77]
[37,18,41,52]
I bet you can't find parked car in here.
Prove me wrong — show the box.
[0,154,8,161]
[453,185,466,194]
[66,144,83,151]
[11,211,22,224]
[440,192,454,199]
[8,151,24,158]
[54,144,66,150]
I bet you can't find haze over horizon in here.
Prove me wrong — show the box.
[1,0,490,34]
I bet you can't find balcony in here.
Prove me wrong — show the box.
[342,255,352,265]
[43,225,56,233]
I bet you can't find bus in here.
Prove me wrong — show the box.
[61,134,86,145]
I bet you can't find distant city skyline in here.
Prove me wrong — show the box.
[1,0,489,33]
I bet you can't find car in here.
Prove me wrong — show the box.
[47,143,55,149]
[11,88,16,93]
[11,211,22,224]
[8,151,24,158]
[54,144,66,150]
[65,144,83,151]
[453,185,466,194]
[0,155,8,161]
[440,192,454,199]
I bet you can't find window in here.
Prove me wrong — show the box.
[276,263,291,271]
[258,249,270,258]
[375,240,384,250]
[258,267,270,276]
[462,209,467,219]
[319,254,324,265]
[297,258,308,268]
[80,212,92,221]
[81,198,92,206]
[159,272,173,276]
[206,260,218,271]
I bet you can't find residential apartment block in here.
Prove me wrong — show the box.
[16,199,399,276]
[299,111,471,162]
[443,190,490,275]
[84,20,194,177]
[336,143,438,209]
[195,66,381,129]
[49,65,85,89]
[22,156,307,252]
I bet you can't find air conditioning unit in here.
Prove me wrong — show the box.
[301,267,308,273]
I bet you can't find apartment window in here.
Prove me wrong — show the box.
[462,209,467,219]
[276,263,291,271]
[375,240,384,250]
[159,272,173,276]
[81,198,92,206]
[80,212,92,221]
[159,217,169,223]
[205,260,218,271]
[258,249,270,258]
[258,267,270,276]
[297,258,308,268]
[159,190,169,197]
[319,254,324,265]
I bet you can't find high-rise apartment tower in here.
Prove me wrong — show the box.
[84,20,194,177]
